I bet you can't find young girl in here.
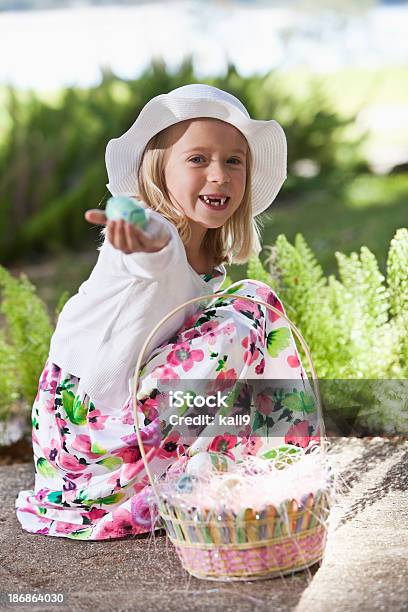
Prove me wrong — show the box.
[15,84,320,541]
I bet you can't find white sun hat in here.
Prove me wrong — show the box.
[105,83,287,217]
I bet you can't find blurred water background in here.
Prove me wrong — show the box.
[1,1,407,86]
[2,0,408,168]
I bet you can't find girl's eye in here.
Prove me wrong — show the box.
[188,156,243,164]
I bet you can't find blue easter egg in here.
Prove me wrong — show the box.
[175,474,197,494]
[105,196,148,229]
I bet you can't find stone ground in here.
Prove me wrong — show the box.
[0,437,407,612]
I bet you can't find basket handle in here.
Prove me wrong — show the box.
[131,292,326,502]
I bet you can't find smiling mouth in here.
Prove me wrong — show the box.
[198,195,230,210]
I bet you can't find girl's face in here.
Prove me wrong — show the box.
[163,118,248,230]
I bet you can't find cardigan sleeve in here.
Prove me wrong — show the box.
[100,211,186,280]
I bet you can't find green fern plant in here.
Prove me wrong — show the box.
[248,228,408,435]
[0,229,406,435]
[246,254,275,289]
[262,235,345,378]
[387,228,408,377]
[0,265,54,423]
[0,329,18,421]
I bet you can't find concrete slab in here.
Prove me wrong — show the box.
[1,438,406,612]
[0,467,314,612]
[296,438,408,612]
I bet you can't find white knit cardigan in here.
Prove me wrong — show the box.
[48,209,226,412]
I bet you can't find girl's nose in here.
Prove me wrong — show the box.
[207,162,231,184]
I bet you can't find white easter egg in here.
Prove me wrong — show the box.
[185,452,213,477]
[216,475,243,496]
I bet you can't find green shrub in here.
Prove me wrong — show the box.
[0,329,18,421]
[0,59,367,263]
[248,227,408,435]
[0,266,54,422]
[1,229,406,435]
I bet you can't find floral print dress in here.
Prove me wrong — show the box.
[15,273,320,540]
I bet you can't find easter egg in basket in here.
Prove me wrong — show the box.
[105,196,148,229]
[215,474,243,496]
[175,474,198,494]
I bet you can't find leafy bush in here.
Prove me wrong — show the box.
[1,230,406,435]
[0,59,368,263]
[246,228,408,435]
[0,329,18,422]
[0,266,68,423]
[256,228,408,379]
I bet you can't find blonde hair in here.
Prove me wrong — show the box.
[101,119,265,266]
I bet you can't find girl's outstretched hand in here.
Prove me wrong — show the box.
[84,209,170,254]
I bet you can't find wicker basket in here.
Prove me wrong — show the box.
[131,292,331,581]
[158,489,330,580]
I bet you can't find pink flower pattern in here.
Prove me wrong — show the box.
[87,407,109,430]
[16,278,320,540]
[167,341,204,372]
[285,421,321,449]
[242,330,260,365]
[151,365,180,381]
[255,285,285,323]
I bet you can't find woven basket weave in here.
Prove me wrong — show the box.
[131,291,331,581]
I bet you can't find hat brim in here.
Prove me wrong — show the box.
[105,96,287,217]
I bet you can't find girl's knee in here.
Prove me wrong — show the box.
[220,280,286,330]
[225,279,283,308]
[227,278,273,293]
